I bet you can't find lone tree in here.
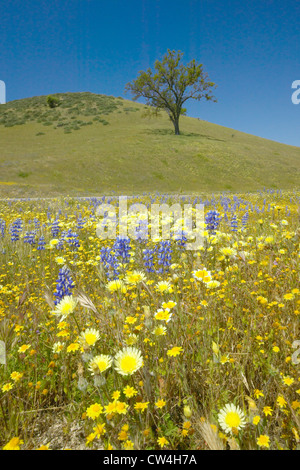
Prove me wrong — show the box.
[125,49,217,135]
[47,95,60,109]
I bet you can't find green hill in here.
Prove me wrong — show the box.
[0,92,299,197]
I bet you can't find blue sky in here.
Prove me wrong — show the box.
[1,0,300,146]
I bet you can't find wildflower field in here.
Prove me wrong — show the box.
[0,190,300,450]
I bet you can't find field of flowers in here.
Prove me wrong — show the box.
[0,190,299,450]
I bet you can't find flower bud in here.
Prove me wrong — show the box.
[183,405,192,418]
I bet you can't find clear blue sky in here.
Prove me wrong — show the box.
[1,0,300,146]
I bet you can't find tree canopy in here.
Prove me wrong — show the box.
[125,49,217,135]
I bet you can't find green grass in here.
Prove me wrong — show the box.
[0,92,299,197]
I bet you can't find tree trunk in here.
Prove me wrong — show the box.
[173,118,180,135]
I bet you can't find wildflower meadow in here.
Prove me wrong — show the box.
[0,190,300,450]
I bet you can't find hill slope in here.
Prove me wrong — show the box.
[0,92,299,197]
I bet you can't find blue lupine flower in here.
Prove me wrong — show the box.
[0,219,6,238]
[34,218,40,229]
[51,220,60,237]
[54,266,75,304]
[174,230,187,250]
[24,231,36,245]
[133,218,148,241]
[205,210,221,233]
[157,240,172,274]
[64,229,80,248]
[230,214,238,232]
[76,215,85,231]
[37,236,46,250]
[113,236,131,263]
[143,247,156,273]
[10,218,23,242]
[241,212,249,229]
[100,246,119,280]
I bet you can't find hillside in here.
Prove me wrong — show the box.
[0,92,299,197]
